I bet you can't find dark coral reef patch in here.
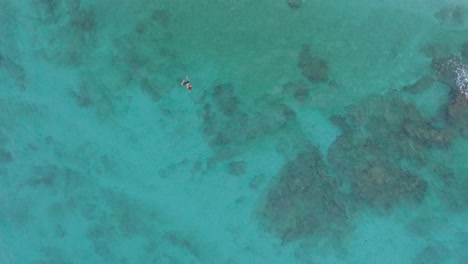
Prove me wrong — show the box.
[434,5,468,25]
[281,80,311,103]
[403,75,435,94]
[327,94,440,211]
[253,84,463,243]
[430,50,468,137]
[433,164,468,211]
[445,92,468,138]
[227,161,246,176]
[287,0,302,9]
[70,9,96,32]
[257,42,468,246]
[352,160,426,209]
[461,43,468,62]
[298,45,329,83]
[431,55,462,89]
[151,9,172,28]
[200,84,296,159]
[258,145,347,241]
[212,83,240,116]
[402,119,454,148]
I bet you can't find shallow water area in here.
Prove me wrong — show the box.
[1,0,468,263]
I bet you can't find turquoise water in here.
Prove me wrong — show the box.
[1,0,468,263]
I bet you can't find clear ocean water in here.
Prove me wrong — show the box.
[1,0,468,263]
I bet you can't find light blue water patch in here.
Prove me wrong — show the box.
[348,213,425,264]
[296,108,341,156]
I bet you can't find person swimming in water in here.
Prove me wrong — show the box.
[181,76,192,92]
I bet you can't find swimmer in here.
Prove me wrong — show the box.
[180,76,192,92]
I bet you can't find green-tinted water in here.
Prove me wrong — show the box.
[1,0,467,263]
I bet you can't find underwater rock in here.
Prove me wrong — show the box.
[446,92,468,122]
[201,103,216,135]
[353,160,427,209]
[227,161,246,176]
[0,54,26,89]
[330,115,352,135]
[139,78,162,102]
[403,75,435,94]
[402,120,454,148]
[0,149,12,163]
[434,5,466,25]
[433,164,468,211]
[431,56,460,84]
[66,0,81,15]
[431,55,468,97]
[327,94,440,211]
[245,114,281,139]
[135,23,148,34]
[298,45,329,83]
[249,174,266,190]
[287,0,302,9]
[201,86,296,160]
[280,104,296,120]
[411,244,449,264]
[419,42,452,59]
[282,81,310,102]
[213,83,239,116]
[71,9,96,32]
[445,92,468,137]
[69,85,93,107]
[461,43,468,61]
[151,9,171,27]
[209,132,231,148]
[259,145,346,241]
[34,0,63,24]
[254,95,297,122]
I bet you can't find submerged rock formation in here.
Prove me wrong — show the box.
[281,80,311,103]
[287,0,302,9]
[327,94,437,211]
[402,119,454,148]
[432,55,468,98]
[403,75,435,94]
[298,45,329,83]
[353,160,427,209]
[434,5,467,25]
[200,84,298,160]
[259,145,346,241]
[445,92,468,138]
